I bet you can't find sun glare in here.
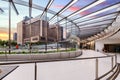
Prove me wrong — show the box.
[0,33,8,40]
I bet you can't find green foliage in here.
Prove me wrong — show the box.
[11,41,17,46]
[0,40,17,46]
[31,41,46,45]
[70,48,76,51]
[22,51,26,54]
[0,48,76,54]
[0,52,5,54]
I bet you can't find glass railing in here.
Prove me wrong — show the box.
[0,53,117,80]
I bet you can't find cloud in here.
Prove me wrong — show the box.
[52,5,91,16]
[52,5,64,9]
[100,1,108,6]
[53,5,81,11]
[68,6,81,11]
[80,11,90,16]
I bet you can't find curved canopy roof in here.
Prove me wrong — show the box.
[0,0,120,40]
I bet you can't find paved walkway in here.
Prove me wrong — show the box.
[77,50,106,58]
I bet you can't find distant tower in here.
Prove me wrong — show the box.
[23,16,30,21]
[13,33,17,41]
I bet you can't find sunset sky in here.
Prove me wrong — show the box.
[0,0,119,40]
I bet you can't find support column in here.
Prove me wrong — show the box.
[45,11,48,53]
[8,2,11,54]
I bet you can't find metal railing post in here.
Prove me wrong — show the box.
[75,51,76,57]
[95,58,98,79]
[68,52,70,58]
[60,52,61,59]
[35,63,37,80]
[111,56,114,69]
[115,54,117,64]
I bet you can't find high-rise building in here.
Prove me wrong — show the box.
[48,24,63,42]
[17,16,63,44]
[17,21,24,44]
[13,33,17,41]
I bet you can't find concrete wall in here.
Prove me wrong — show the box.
[95,39,120,52]
[95,14,120,52]
[0,51,82,61]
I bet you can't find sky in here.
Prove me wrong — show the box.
[0,0,120,40]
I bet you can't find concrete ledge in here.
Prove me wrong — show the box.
[0,51,82,61]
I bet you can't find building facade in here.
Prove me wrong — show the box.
[17,17,63,44]
[48,24,63,42]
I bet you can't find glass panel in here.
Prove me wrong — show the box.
[49,16,57,24]
[62,0,95,19]
[79,20,113,28]
[72,0,120,23]
[49,0,71,12]
[0,1,8,40]
[80,0,120,17]
[32,8,43,18]
[3,64,34,80]
[62,0,95,16]
[59,19,68,25]
[95,8,118,17]
[50,16,62,24]
[22,0,29,2]
[70,15,81,20]
[77,15,116,26]
[73,17,91,23]
[11,4,29,28]
[59,20,66,25]
[74,8,118,23]
[47,13,54,20]
[33,0,49,8]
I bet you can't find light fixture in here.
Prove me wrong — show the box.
[94,35,99,38]
[97,34,102,37]
[104,29,109,32]
[68,0,106,18]
[101,31,105,35]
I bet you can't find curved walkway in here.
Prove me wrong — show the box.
[77,50,106,58]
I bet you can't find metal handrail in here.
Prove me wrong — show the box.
[107,63,120,80]
[0,53,116,80]
[96,54,120,80]
[0,55,115,65]
[96,64,117,80]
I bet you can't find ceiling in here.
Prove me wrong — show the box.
[0,0,120,40]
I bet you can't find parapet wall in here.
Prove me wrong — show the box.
[0,51,82,61]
